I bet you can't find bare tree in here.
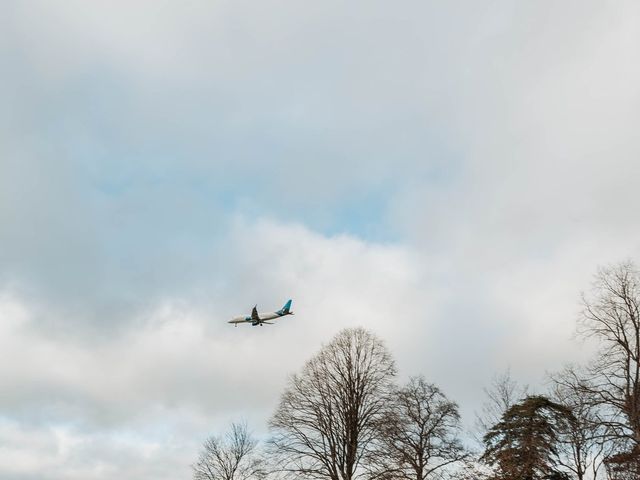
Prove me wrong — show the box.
[268,328,396,480]
[549,372,609,480]
[475,370,528,444]
[193,422,265,480]
[574,262,640,470]
[369,376,467,480]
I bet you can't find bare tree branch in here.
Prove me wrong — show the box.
[268,328,396,480]
[368,376,467,480]
[193,422,265,480]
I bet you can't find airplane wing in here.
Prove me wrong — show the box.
[251,305,260,322]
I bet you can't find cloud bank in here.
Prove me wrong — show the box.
[1,1,640,478]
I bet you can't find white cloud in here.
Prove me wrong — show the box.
[0,216,605,478]
[0,221,425,478]
[2,1,640,478]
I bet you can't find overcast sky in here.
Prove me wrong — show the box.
[2,1,640,479]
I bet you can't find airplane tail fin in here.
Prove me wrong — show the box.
[279,299,292,315]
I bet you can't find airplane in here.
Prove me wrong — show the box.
[228,299,294,327]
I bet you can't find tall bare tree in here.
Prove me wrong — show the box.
[549,374,609,480]
[574,262,640,471]
[369,376,467,480]
[193,422,264,480]
[268,328,396,480]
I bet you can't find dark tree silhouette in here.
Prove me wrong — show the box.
[481,395,576,480]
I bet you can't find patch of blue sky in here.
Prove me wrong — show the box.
[323,190,399,242]
[27,62,465,246]
[83,142,464,248]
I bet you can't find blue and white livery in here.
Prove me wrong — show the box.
[228,300,294,327]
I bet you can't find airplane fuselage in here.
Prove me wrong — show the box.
[228,300,294,326]
[229,311,282,324]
